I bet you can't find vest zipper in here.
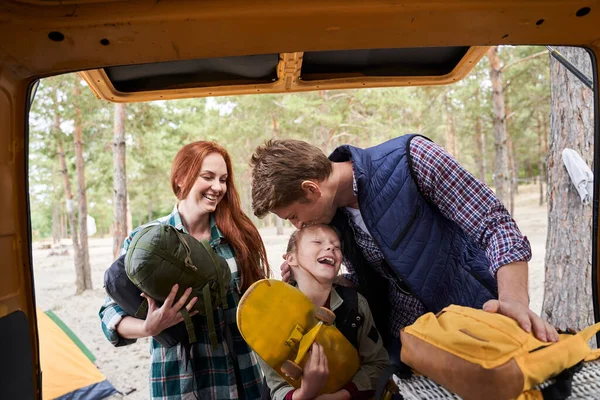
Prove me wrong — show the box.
[381,207,430,310]
[392,207,420,250]
[357,206,429,311]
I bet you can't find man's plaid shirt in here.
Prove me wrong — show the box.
[343,136,532,339]
[99,206,263,400]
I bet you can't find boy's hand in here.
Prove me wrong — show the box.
[315,390,351,400]
[293,343,329,400]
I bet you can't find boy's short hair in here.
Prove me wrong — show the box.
[250,139,332,218]
[285,224,341,255]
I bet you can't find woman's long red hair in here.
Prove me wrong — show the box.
[171,141,270,292]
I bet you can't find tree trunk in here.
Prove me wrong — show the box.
[60,211,67,239]
[488,46,510,206]
[112,103,128,258]
[542,47,594,334]
[542,109,550,201]
[507,132,516,216]
[73,80,93,293]
[127,193,133,233]
[506,98,519,196]
[51,203,61,245]
[474,89,486,183]
[536,109,545,205]
[57,135,82,288]
[506,98,516,215]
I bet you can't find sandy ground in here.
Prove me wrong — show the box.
[32,185,547,399]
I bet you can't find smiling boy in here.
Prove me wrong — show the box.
[259,224,389,400]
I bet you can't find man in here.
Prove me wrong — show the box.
[250,134,558,363]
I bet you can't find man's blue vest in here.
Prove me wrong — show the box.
[329,135,498,315]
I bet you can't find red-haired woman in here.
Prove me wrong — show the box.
[99,141,270,399]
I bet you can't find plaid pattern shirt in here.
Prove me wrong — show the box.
[99,206,263,400]
[343,136,531,338]
[343,215,427,337]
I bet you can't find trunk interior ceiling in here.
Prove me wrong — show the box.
[81,46,484,101]
[104,54,281,92]
[101,46,470,91]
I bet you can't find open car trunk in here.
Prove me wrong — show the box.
[0,1,599,398]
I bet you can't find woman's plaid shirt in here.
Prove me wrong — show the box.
[99,206,263,400]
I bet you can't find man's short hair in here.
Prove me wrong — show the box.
[250,139,332,218]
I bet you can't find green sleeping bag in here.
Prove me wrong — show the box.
[125,224,231,348]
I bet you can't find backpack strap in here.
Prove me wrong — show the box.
[180,308,197,344]
[332,285,363,349]
[202,283,218,349]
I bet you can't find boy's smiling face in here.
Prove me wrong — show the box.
[288,225,342,284]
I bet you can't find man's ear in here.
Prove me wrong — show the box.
[300,180,321,199]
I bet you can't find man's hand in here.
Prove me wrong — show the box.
[280,253,292,283]
[293,343,329,400]
[483,298,559,342]
[489,261,559,342]
[141,284,198,337]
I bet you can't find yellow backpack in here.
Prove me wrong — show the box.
[400,305,600,400]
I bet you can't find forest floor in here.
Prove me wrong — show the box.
[32,184,548,399]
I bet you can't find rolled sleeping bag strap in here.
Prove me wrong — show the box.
[180,308,197,344]
[171,227,196,270]
[201,240,229,310]
[203,283,218,349]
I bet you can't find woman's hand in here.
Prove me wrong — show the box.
[141,284,198,337]
[293,343,329,400]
